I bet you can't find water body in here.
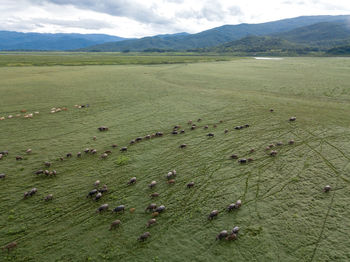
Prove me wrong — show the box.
[254,57,283,60]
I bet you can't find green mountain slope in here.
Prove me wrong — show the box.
[203,36,302,53]
[204,21,350,54]
[274,21,350,47]
[81,15,350,51]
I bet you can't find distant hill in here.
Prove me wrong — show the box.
[274,21,350,48]
[326,45,350,55]
[202,20,350,55]
[81,15,350,52]
[204,36,304,53]
[0,31,128,51]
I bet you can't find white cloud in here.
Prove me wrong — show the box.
[0,0,349,37]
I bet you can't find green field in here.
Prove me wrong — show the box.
[0,52,234,67]
[0,56,350,262]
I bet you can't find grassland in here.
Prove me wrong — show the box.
[0,56,350,262]
[0,52,235,67]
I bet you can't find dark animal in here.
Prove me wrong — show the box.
[324,185,331,192]
[208,210,218,220]
[204,125,209,129]
[138,232,151,241]
[77,152,81,157]
[94,180,100,187]
[136,137,142,142]
[172,130,178,135]
[99,185,108,193]
[0,173,5,179]
[66,153,72,158]
[24,188,37,198]
[187,182,195,188]
[235,200,242,209]
[113,205,125,213]
[216,230,228,240]
[128,177,137,185]
[232,226,240,234]
[238,159,247,164]
[112,144,118,148]
[167,179,175,184]
[84,148,90,153]
[147,218,156,228]
[45,162,51,167]
[2,241,17,252]
[207,133,214,137]
[155,205,165,213]
[98,126,109,131]
[101,153,108,159]
[94,192,102,201]
[120,147,128,152]
[35,170,44,175]
[150,192,159,198]
[97,204,109,213]
[270,150,277,156]
[224,129,228,133]
[29,188,37,196]
[149,181,157,188]
[44,194,53,201]
[225,233,237,241]
[288,140,295,145]
[155,132,163,137]
[289,117,296,121]
[87,189,98,198]
[230,154,238,159]
[109,220,121,230]
[16,156,23,161]
[180,144,187,148]
[227,204,236,211]
[180,129,185,134]
[145,203,157,212]
[130,140,135,145]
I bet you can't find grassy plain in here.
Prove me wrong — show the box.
[0,56,350,261]
[0,52,235,67]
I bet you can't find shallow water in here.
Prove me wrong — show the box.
[254,57,283,60]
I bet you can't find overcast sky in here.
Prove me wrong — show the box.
[0,0,349,38]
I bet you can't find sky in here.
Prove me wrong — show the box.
[0,0,350,38]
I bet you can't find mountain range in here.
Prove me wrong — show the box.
[0,15,350,54]
[0,32,127,51]
[81,15,350,53]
